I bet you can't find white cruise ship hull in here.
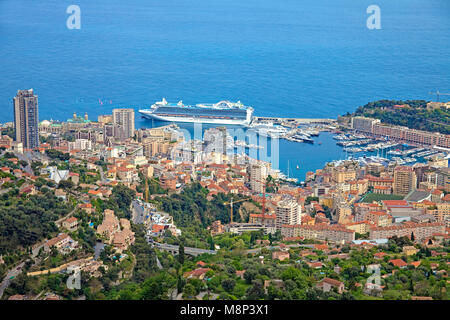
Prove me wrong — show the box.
[139,110,250,126]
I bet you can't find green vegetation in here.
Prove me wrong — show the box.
[106,271,176,300]
[154,182,256,228]
[90,184,136,219]
[150,183,260,249]
[360,193,404,203]
[351,99,450,134]
[0,189,73,253]
[304,196,319,205]
[1,127,15,139]
[45,149,70,161]
[131,224,157,282]
[147,177,167,195]
[70,164,100,184]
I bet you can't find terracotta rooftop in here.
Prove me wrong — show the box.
[317,277,343,287]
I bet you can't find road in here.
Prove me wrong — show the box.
[98,166,107,183]
[31,243,45,258]
[0,242,45,299]
[0,262,25,298]
[246,243,316,254]
[94,242,105,260]
[152,242,217,256]
[131,200,145,225]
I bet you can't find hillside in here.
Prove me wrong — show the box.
[348,100,450,134]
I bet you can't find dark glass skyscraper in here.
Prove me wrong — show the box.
[13,89,39,149]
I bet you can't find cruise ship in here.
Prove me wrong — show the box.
[139,98,254,125]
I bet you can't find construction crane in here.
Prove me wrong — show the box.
[144,178,150,202]
[429,91,450,102]
[254,178,270,225]
[224,177,274,224]
[224,197,252,223]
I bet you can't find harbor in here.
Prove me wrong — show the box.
[136,101,448,184]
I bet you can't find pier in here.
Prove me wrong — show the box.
[253,116,336,127]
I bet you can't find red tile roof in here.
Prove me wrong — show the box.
[389,259,408,268]
[317,277,344,287]
[374,252,387,258]
[382,200,408,206]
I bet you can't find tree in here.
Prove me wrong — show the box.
[0,193,72,253]
[207,235,215,250]
[176,273,185,291]
[244,269,258,284]
[305,196,319,205]
[178,243,185,265]
[182,283,196,299]
[221,279,236,293]
[225,265,236,276]
[246,280,265,300]
[340,291,356,300]
[109,184,136,219]
[19,160,28,167]
[139,272,176,300]
[58,180,74,190]
[46,149,70,161]
[410,232,415,242]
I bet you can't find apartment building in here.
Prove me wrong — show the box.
[351,116,450,148]
[366,211,392,227]
[281,224,355,243]
[249,212,277,234]
[331,167,356,184]
[351,116,380,134]
[369,222,445,241]
[276,199,301,231]
[112,108,135,139]
[13,89,39,149]
[427,203,450,222]
[344,221,375,234]
[393,166,417,196]
[249,163,269,193]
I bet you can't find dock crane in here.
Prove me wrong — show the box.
[429,91,450,102]
[224,197,252,223]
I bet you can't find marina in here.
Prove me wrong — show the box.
[140,112,448,182]
[248,119,449,178]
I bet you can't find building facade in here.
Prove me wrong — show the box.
[276,199,301,231]
[112,108,135,139]
[369,222,445,241]
[249,163,268,193]
[393,166,417,196]
[13,89,39,149]
[281,224,355,243]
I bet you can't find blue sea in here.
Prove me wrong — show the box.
[0,0,449,180]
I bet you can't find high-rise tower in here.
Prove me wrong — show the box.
[13,89,39,149]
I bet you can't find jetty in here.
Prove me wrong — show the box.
[253,116,336,127]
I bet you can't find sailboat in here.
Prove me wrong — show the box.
[296,165,300,170]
